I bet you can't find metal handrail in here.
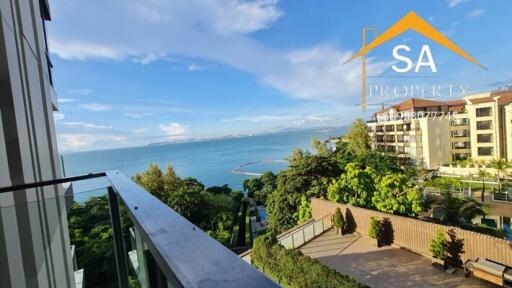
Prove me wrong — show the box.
[278,214,332,249]
[0,170,278,288]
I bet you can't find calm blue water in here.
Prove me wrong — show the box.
[63,127,346,202]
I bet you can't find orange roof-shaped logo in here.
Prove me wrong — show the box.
[345,11,485,69]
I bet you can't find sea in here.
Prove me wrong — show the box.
[63,127,347,202]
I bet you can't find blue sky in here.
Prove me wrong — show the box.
[48,0,512,151]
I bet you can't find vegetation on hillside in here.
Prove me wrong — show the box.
[69,164,245,287]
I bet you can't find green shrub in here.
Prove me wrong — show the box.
[368,216,381,239]
[429,228,447,260]
[333,208,345,234]
[252,235,367,288]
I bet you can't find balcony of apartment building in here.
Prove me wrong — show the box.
[0,171,277,288]
[451,118,470,126]
[451,130,470,143]
[384,125,395,132]
[374,125,384,134]
[452,141,471,154]
[375,136,385,144]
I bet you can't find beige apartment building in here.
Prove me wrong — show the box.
[367,91,512,169]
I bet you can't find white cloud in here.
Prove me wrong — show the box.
[53,113,65,121]
[158,123,188,139]
[58,98,76,103]
[132,128,149,133]
[123,112,154,118]
[264,45,390,102]
[48,0,388,105]
[222,115,295,123]
[466,9,485,18]
[67,89,92,95]
[201,0,283,35]
[222,112,342,126]
[81,102,111,111]
[49,39,128,61]
[187,64,203,72]
[62,121,113,129]
[132,52,167,64]
[447,0,469,7]
[58,134,127,150]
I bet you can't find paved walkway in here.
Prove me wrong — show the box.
[300,229,496,288]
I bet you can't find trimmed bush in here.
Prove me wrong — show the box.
[252,235,367,288]
[429,228,447,260]
[368,216,381,240]
[333,207,345,235]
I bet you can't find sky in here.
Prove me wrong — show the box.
[47,0,512,151]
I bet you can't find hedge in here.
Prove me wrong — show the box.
[251,235,368,288]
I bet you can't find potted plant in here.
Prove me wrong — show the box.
[333,208,345,236]
[368,216,381,247]
[429,228,447,267]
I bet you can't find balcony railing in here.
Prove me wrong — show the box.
[0,171,278,288]
[277,214,332,249]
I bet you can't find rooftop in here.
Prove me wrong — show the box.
[300,229,493,288]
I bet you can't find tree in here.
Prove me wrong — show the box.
[133,164,238,246]
[206,184,232,195]
[327,163,376,207]
[162,164,183,197]
[297,196,312,224]
[368,216,381,240]
[132,163,165,199]
[490,159,510,192]
[311,137,330,156]
[267,149,341,234]
[372,173,423,216]
[333,208,345,235]
[425,191,486,227]
[429,228,447,260]
[68,196,131,286]
[243,178,263,198]
[477,169,491,202]
[345,118,371,155]
[253,171,277,205]
[167,184,206,224]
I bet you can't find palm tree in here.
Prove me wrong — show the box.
[490,159,510,193]
[425,192,486,228]
[477,169,492,202]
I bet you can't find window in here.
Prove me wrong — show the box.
[476,107,492,117]
[476,120,492,130]
[478,147,493,156]
[477,133,493,143]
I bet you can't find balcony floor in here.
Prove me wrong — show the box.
[300,229,494,288]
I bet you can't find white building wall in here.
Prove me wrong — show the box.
[0,0,74,287]
[418,118,452,169]
[506,104,512,161]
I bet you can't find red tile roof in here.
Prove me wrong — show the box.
[374,98,465,115]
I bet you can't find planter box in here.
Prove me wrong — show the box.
[431,257,444,266]
[369,238,379,247]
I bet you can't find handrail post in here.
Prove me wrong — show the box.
[108,186,130,288]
